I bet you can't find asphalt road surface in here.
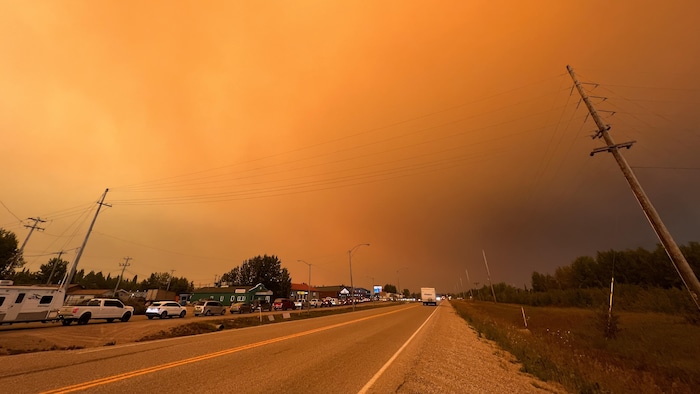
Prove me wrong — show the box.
[0,302,565,393]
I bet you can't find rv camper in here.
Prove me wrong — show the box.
[0,280,65,324]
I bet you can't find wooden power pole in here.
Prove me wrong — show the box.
[567,65,700,310]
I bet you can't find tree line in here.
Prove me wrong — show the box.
[457,243,700,315]
[530,242,700,292]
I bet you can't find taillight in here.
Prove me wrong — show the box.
[72,307,79,313]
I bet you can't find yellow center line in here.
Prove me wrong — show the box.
[42,306,412,394]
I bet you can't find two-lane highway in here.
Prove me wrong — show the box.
[1,303,438,393]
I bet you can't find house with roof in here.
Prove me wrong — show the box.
[64,285,115,305]
[190,283,273,306]
[289,283,319,303]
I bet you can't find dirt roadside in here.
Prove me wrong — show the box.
[0,306,212,355]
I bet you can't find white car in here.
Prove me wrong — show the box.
[309,299,321,308]
[145,301,186,319]
[294,300,309,309]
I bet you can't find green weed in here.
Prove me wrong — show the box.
[451,300,700,394]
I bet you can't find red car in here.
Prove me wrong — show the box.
[272,298,296,311]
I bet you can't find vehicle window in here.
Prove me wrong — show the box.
[0,296,4,306]
[39,295,53,304]
[15,293,25,303]
[87,300,101,306]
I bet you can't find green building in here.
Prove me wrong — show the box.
[190,283,273,306]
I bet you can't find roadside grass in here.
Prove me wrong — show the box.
[137,302,396,342]
[451,300,700,394]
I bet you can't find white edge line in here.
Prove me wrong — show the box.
[357,305,440,394]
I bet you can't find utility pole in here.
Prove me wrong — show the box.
[482,250,497,303]
[46,250,64,284]
[11,217,46,273]
[64,189,110,290]
[567,65,700,310]
[114,256,132,295]
[19,217,46,253]
[166,269,175,291]
[465,268,474,299]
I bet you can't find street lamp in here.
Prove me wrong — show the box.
[349,243,370,311]
[397,266,407,300]
[297,260,312,308]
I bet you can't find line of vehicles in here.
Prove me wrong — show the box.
[1,280,441,327]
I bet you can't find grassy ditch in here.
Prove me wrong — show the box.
[138,302,395,342]
[450,300,700,394]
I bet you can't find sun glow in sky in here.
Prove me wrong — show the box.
[2,1,700,293]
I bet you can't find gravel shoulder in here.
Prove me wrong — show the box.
[386,302,568,394]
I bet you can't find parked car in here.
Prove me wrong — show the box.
[309,299,321,308]
[320,298,333,307]
[230,299,271,314]
[146,301,186,319]
[294,300,309,309]
[272,298,296,311]
[193,300,226,316]
[242,299,272,313]
[229,302,246,314]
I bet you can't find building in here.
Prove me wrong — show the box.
[314,285,372,301]
[189,283,273,306]
[289,283,318,303]
[64,285,116,305]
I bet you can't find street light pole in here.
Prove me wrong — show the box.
[396,266,407,300]
[297,260,312,307]
[349,243,370,312]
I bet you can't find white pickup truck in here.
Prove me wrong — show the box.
[59,298,134,325]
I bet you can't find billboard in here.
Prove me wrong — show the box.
[373,285,382,294]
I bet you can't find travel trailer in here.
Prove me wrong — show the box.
[0,280,65,324]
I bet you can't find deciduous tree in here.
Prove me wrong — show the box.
[0,228,22,278]
[222,254,291,298]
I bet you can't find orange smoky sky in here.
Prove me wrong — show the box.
[2,1,700,294]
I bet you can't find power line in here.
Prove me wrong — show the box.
[0,201,22,223]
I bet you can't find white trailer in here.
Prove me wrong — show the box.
[421,287,437,306]
[0,281,65,324]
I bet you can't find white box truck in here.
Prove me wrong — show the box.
[421,287,437,306]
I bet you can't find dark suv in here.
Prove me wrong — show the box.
[272,298,296,311]
[246,299,272,313]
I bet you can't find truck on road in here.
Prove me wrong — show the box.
[59,298,134,325]
[421,287,437,306]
